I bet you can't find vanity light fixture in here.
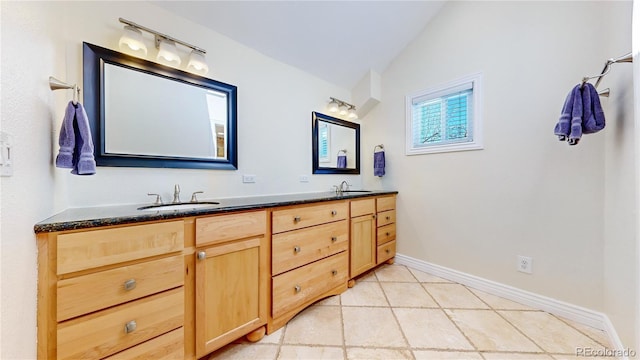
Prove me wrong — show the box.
[327,97,358,120]
[118,17,209,75]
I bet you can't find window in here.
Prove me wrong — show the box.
[318,122,330,162]
[406,73,483,155]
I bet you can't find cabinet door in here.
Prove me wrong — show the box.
[350,214,376,278]
[195,237,266,357]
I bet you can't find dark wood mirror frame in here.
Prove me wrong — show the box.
[312,111,360,174]
[83,42,238,170]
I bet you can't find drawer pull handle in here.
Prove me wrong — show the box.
[294,246,301,254]
[123,279,136,291]
[331,210,337,216]
[294,216,301,223]
[332,269,338,276]
[386,249,390,254]
[386,216,391,220]
[294,285,301,293]
[331,236,337,242]
[124,320,137,334]
[197,251,206,260]
[386,232,390,236]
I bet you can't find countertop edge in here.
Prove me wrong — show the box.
[34,191,398,233]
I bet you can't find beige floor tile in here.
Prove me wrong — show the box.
[380,282,439,308]
[413,350,483,359]
[375,265,417,282]
[557,317,612,348]
[483,353,555,359]
[408,268,453,283]
[499,311,605,354]
[315,295,341,306]
[277,345,344,360]
[340,281,389,307]
[423,283,489,309]
[552,355,613,360]
[468,289,534,310]
[446,309,541,352]
[347,347,413,360]
[342,307,407,347]
[260,328,284,344]
[283,305,343,346]
[394,308,474,350]
[209,344,279,360]
[355,270,378,282]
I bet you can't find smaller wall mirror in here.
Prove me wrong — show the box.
[312,112,360,174]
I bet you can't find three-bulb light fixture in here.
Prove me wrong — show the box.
[327,97,358,120]
[117,17,209,76]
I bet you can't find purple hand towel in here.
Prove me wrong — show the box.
[581,83,606,134]
[568,84,584,145]
[554,85,580,141]
[337,154,347,168]
[71,102,96,175]
[374,150,385,177]
[55,102,77,168]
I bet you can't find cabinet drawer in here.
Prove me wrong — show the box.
[103,327,184,360]
[57,288,184,360]
[377,240,396,264]
[376,196,396,212]
[57,255,184,321]
[272,220,348,275]
[272,202,348,234]
[350,198,375,218]
[272,252,347,318]
[196,211,266,246]
[377,224,396,246]
[377,210,396,227]
[57,221,184,275]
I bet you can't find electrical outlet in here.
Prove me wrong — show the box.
[299,175,309,183]
[517,255,533,274]
[242,174,256,183]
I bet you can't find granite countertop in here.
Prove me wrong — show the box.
[34,190,398,233]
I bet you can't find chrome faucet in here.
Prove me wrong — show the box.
[172,184,181,203]
[334,180,351,195]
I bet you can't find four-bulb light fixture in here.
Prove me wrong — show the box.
[118,17,209,76]
[327,97,358,120]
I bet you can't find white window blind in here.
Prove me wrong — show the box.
[406,73,483,155]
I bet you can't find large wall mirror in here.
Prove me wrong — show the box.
[83,42,238,170]
[312,112,360,174]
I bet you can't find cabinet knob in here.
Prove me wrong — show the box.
[331,210,337,216]
[331,236,337,242]
[123,279,137,291]
[293,246,301,254]
[293,216,301,223]
[386,232,390,236]
[372,215,376,219]
[197,251,206,260]
[294,285,301,293]
[124,320,137,334]
[386,216,391,220]
[331,269,338,276]
[386,249,390,254]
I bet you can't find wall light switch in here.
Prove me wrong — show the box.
[242,174,256,183]
[0,132,13,177]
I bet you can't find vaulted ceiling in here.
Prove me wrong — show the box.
[152,1,445,89]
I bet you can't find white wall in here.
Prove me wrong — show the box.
[363,0,636,345]
[0,2,360,358]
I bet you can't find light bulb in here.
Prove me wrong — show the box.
[119,25,147,57]
[348,107,358,120]
[338,103,348,116]
[328,99,339,113]
[187,50,209,75]
[156,38,181,67]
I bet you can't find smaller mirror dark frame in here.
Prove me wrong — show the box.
[312,111,360,174]
[83,42,238,170]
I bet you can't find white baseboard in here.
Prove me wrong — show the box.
[394,253,627,357]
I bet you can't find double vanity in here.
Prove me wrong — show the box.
[34,190,397,359]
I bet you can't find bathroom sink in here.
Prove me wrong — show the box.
[341,190,372,193]
[137,202,220,211]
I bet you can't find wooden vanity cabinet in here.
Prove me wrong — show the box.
[349,198,377,279]
[37,221,186,360]
[376,195,397,264]
[194,211,268,358]
[268,201,349,333]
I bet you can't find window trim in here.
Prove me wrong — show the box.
[405,72,483,155]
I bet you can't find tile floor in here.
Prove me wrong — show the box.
[209,264,613,360]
